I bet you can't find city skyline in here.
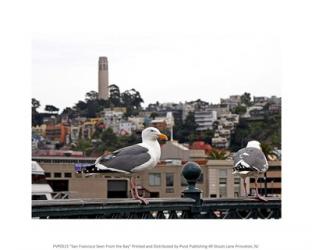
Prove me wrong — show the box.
[32,33,281,112]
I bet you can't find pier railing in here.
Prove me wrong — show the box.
[32,162,281,219]
[32,197,281,219]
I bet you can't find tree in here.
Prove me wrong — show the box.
[241,92,252,106]
[209,148,228,159]
[261,143,280,160]
[233,105,247,115]
[85,90,98,101]
[212,121,219,130]
[129,88,144,110]
[44,105,59,114]
[61,107,76,119]
[86,101,99,118]
[100,128,118,150]
[32,98,40,112]
[230,113,281,151]
[32,98,43,126]
[150,112,158,120]
[109,84,121,107]
[188,99,209,111]
[74,100,87,112]
[202,129,214,144]
[121,88,144,116]
[174,112,198,143]
[72,139,93,156]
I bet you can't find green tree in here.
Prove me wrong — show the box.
[72,139,93,156]
[230,112,281,151]
[261,143,280,160]
[150,112,158,120]
[32,98,43,126]
[100,128,118,150]
[85,90,98,101]
[192,99,208,110]
[174,112,198,143]
[109,84,121,107]
[121,88,144,116]
[85,101,98,118]
[202,129,214,144]
[241,92,252,106]
[209,149,228,159]
[32,98,40,112]
[233,105,247,115]
[44,105,59,114]
[131,88,144,110]
[61,107,76,119]
[74,100,87,111]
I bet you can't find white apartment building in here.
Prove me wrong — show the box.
[194,110,217,131]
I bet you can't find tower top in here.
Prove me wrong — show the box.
[99,57,108,62]
[98,56,109,100]
[99,57,108,71]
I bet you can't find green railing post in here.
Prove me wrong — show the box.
[181,161,203,218]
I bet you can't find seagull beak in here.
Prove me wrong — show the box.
[158,133,168,141]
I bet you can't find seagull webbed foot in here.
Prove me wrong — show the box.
[136,196,149,205]
[255,195,268,202]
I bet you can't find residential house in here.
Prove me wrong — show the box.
[45,123,69,145]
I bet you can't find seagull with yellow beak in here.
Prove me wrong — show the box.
[76,127,168,204]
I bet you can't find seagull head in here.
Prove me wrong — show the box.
[142,127,168,142]
[246,140,261,150]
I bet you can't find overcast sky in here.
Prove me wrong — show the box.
[32,26,281,113]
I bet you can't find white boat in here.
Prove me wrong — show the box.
[32,161,53,200]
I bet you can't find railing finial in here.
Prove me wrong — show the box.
[182,161,202,204]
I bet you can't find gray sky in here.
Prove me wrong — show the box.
[32,34,281,113]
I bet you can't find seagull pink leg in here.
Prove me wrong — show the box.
[130,176,149,205]
[243,177,248,197]
[130,176,136,199]
[255,177,267,202]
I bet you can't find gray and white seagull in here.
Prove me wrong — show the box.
[77,127,168,204]
[233,140,269,201]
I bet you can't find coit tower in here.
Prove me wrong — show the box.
[98,57,109,100]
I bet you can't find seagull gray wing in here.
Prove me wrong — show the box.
[96,144,151,173]
[233,148,246,165]
[234,147,268,172]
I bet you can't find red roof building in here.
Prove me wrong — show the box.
[190,141,213,155]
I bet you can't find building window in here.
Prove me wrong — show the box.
[45,172,51,178]
[219,169,227,178]
[234,177,241,185]
[166,173,174,187]
[54,172,62,178]
[166,173,174,193]
[234,177,241,197]
[149,173,161,186]
[64,172,72,178]
[218,169,227,198]
[219,185,227,198]
[219,178,227,185]
[219,177,227,198]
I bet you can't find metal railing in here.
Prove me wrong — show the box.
[32,162,281,219]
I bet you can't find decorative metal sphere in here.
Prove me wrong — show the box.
[182,161,202,184]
